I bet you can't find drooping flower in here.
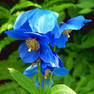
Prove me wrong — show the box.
[5,29,56,63]
[13,8,60,38]
[24,51,69,87]
[48,16,92,48]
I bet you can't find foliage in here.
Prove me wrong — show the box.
[49,84,76,94]
[0,82,28,94]
[0,0,94,94]
[9,68,39,94]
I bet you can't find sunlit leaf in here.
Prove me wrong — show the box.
[79,8,93,14]
[8,68,39,94]
[50,84,76,94]
[77,2,94,8]
[10,1,41,13]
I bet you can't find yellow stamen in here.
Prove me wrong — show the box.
[28,47,32,52]
[67,33,70,38]
[62,29,72,38]
[45,75,48,79]
[25,39,40,52]
[44,69,50,79]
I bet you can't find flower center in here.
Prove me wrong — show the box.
[45,69,50,79]
[62,29,72,38]
[25,38,40,52]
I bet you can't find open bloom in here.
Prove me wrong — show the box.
[24,51,69,87]
[13,8,60,38]
[6,8,72,63]
[48,16,92,48]
[5,29,55,63]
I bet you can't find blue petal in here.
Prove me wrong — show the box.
[39,44,55,63]
[40,61,53,75]
[51,34,68,48]
[52,51,64,68]
[21,21,32,32]
[60,23,67,33]
[25,32,49,42]
[40,62,48,75]
[5,29,30,40]
[60,16,92,31]
[53,67,69,76]
[67,16,91,24]
[36,34,49,45]
[50,22,61,38]
[29,8,59,33]
[35,76,53,88]
[14,8,39,29]
[14,11,28,29]
[24,64,38,78]
[19,42,39,63]
[47,23,61,45]
[40,51,64,74]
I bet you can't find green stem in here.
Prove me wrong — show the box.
[47,72,53,94]
[43,75,45,94]
[47,46,55,94]
[37,63,42,94]
[53,45,56,51]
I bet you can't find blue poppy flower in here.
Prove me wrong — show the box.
[5,29,55,63]
[13,8,60,36]
[24,51,69,88]
[60,16,92,31]
[48,16,92,48]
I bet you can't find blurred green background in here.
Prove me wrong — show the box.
[0,0,94,94]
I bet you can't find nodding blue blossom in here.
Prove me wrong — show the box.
[11,8,91,49]
[5,29,55,63]
[48,16,92,48]
[13,8,60,38]
[24,51,69,88]
[5,8,69,64]
[5,8,91,88]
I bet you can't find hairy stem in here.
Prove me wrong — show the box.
[37,63,42,94]
[47,72,53,94]
[43,75,45,94]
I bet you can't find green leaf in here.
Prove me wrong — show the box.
[68,6,81,18]
[0,51,26,80]
[48,3,75,12]
[64,75,76,87]
[0,23,9,34]
[0,6,10,19]
[83,79,94,92]
[79,8,93,14]
[44,0,74,8]
[65,53,75,71]
[8,68,39,94]
[0,37,17,52]
[78,29,94,48]
[10,1,41,13]
[0,13,17,33]
[50,84,76,94]
[58,11,66,22]
[78,0,94,3]
[75,77,87,92]
[77,2,94,8]
[0,82,28,94]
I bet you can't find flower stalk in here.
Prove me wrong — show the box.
[37,63,42,94]
[43,75,45,94]
[47,72,53,94]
